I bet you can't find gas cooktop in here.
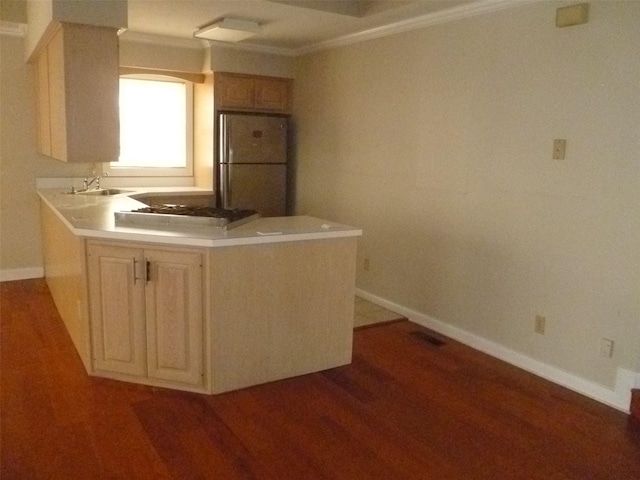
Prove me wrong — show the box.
[114,204,259,230]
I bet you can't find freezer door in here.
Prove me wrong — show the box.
[221,114,287,164]
[220,164,287,217]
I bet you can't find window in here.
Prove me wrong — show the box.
[106,75,193,176]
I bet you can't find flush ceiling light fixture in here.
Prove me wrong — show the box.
[194,18,262,42]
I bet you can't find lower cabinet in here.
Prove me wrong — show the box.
[87,241,205,389]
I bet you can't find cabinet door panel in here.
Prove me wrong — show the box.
[255,78,290,112]
[216,74,254,109]
[145,251,203,386]
[88,244,146,376]
[47,27,67,161]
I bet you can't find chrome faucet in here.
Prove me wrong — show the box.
[82,172,108,191]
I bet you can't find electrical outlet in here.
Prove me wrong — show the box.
[600,338,614,358]
[553,139,566,160]
[534,315,546,335]
[363,258,370,272]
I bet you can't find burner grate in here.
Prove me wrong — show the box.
[132,204,257,221]
[115,205,259,230]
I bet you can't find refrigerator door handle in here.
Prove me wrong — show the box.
[221,114,234,164]
[219,114,231,209]
[220,164,232,209]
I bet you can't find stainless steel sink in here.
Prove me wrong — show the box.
[75,188,133,196]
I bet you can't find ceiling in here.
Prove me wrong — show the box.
[124,0,479,54]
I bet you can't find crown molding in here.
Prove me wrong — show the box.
[118,29,295,57]
[293,0,537,56]
[0,21,27,38]
[116,0,534,58]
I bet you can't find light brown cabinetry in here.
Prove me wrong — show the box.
[36,49,52,156]
[33,22,119,163]
[39,201,91,372]
[87,241,205,389]
[209,238,357,393]
[41,195,359,396]
[215,72,292,113]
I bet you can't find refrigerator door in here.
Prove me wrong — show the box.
[221,114,287,164]
[220,163,287,217]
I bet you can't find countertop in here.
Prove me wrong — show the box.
[37,188,362,248]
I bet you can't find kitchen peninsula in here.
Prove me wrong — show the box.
[38,188,361,394]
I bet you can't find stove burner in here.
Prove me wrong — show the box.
[115,203,260,230]
[132,204,257,222]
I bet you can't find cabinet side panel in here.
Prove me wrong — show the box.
[36,49,52,155]
[210,238,357,393]
[64,23,119,163]
[194,74,214,190]
[40,202,90,370]
[47,27,67,161]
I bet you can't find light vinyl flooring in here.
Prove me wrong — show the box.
[353,296,403,328]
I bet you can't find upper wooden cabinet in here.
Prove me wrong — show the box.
[33,22,119,163]
[215,72,292,114]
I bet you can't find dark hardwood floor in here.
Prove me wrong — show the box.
[2,279,639,479]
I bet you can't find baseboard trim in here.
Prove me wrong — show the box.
[355,288,637,413]
[631,390,640,422]
[0,268,44,283]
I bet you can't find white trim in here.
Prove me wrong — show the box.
[0,21,27,38]
[293,0,537,55]
[355,288,637,413]
[116,0,534,58]
[119,29,295,57]
[1,267,44,282]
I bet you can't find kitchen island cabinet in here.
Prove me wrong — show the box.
[39,199,91,371]
[38,188,361,394]
[209,238,355,393]
[87,241,205,390]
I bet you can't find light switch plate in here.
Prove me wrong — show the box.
[553,139,566,160]
[600,338,614,358]
[556,3,589,28]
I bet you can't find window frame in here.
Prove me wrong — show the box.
[104,74,194,178]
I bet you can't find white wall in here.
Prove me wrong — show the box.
[25,0,127,60]
[207,44,294,77]
[293,0,640,397]
[119,34,206,73]
[0,32,96,281]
